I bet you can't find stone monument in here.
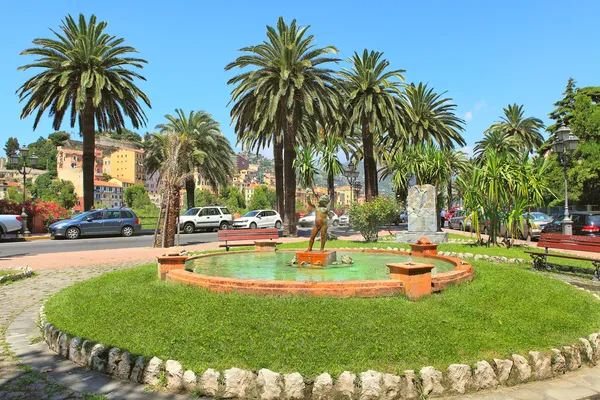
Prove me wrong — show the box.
[396,184,448,243]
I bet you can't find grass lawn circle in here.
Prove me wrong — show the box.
[45,259,600,377]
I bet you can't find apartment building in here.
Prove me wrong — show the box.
[110,148,145,185]
[93,180,124,208]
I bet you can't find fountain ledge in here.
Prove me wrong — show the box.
[159,246,473,299]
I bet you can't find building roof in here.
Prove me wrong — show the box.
[112,177,135,184]
[94,180,122,188]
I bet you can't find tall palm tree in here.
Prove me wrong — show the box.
[145,132,198,247]
[227,17,340,236]
[17,14,150,211]
[339,50,405,200]
[396,83,466,149]
[293,147,319,194]
[156,109,234,209]
[485,104,545,152]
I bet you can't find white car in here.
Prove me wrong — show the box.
[339,213,350,226]
[233,210,282,229]
[0,215,23,235]
[298,211,339,227]
[179,206,233,233]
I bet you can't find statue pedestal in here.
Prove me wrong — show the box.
[296,251,337,266]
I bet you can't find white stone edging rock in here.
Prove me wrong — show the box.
[36,303,600,399]
[0,267,33,284]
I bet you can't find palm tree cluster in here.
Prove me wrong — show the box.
[457,105,553,246]
[227,17,466,236]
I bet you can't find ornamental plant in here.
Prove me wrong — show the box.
[0,200,69,231]
[349,196,398,242]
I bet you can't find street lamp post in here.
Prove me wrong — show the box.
[9,147,38,236]
[343,163,360,204]
[551,124,579,235]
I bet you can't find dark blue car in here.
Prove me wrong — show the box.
[49,208,141,239]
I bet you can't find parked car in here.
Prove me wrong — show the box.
[542,211,600,237]
[495,212,553,240]
[298,211,339,227]
[448,209,467,230]
[393,210,408,225]
[179,206,233,233]
[0,214,23,235]
[49,208,141,239]
[339,213,350,226]
[232,210,282,229]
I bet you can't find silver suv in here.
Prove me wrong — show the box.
[179,206,233,233]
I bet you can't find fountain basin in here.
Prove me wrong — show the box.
[159,249,473,298]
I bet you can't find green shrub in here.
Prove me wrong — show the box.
[349,196,398,242]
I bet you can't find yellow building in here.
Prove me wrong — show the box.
[110,149,145,185]
[337,185,355,207]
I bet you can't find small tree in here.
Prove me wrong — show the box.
[4,137,20,158]
[195,189,218,207]
[124,184,151,209]
[248,186,270,210]
[349,196,398,242]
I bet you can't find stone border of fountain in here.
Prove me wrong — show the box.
[38,288,600,399]
[160,248,473,298]
[0,266,33,284]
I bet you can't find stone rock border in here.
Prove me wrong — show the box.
[0,267,33,284]
[39,295,600,399]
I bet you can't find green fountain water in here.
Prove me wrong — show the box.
[187,251,454,282]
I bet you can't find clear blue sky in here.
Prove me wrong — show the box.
[2,0,598,156]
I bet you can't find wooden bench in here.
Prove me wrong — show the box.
[524,233,600,279]
[218,228,281,251]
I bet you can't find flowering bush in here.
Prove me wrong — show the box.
[0,200,69,231]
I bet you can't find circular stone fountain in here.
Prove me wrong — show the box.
[159,246,473,299]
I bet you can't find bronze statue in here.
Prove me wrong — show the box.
[306,194,333,252]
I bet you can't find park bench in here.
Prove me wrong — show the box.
[524,233,600,279]
[218,228,281,251]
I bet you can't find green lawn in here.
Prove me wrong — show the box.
[0,270,17,277]
[45,246,600,377]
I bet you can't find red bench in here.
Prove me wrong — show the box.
[218,228,281,251]
[525,233,600,279]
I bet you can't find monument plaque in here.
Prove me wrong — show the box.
[396,184,448,243]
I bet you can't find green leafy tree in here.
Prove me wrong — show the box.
[48,131,70,147]
[194,189,218,207]
[28,136,58,173]
[56,180,77,209]
[248,185,276,211]
[349,196,398,242]
[227,17,340,237]
[7,187,21,202]
[548,78,577,134]
[17,14,151,211]
[4,137,20,158]
[570,88,600,141]
[339,50,405,200]
[124,184,151,209]
[218,185,246,213]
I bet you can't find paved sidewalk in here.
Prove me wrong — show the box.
[0,235,310,270]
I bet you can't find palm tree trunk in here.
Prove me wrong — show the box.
[185,177,195,210]
[283,123,297,237]
[447,179,453,212]
[361,121,378,200]
[82,95,96,211]
[274,133,284,215]
[327,169,335,210]
[154,185,180,247]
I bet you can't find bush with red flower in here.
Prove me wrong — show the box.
[0,199,69,232]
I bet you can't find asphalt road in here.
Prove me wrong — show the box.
[0,226,360,258]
